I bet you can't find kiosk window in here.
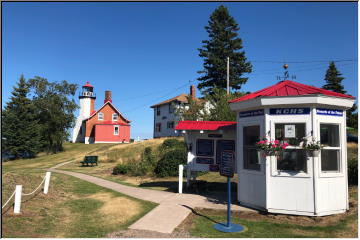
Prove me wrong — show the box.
[320,124,340,172]
[275,123,307,173]
[196,139,214,157]
[243,125,260,170]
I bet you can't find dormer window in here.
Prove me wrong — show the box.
[112,113,118,121]
[98,112,104,120]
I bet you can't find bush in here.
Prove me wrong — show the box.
[348,157,358,185]
[112,164,129,175]
[159,139,185,152]
[154,148,187,177]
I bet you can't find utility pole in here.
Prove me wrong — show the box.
[227,57,230,94]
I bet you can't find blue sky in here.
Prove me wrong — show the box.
[2,2,358,139]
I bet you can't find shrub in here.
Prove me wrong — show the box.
[348,157,358,185]
[142,147,156,167]
[154,148,187,177]
[159,139,185,152]
[112,164,129,175]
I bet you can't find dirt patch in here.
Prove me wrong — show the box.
[88,192,141,224]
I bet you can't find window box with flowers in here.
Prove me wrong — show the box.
[256,138,289,163]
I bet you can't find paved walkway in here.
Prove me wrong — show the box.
[49,167,255,234]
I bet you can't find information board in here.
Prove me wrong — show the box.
[219,150,235,178]
[216,140,235,164]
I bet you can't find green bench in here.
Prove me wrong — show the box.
[81,156,98,166]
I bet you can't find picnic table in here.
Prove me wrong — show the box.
[81,156,98,166]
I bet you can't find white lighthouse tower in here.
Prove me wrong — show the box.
[72,82,96,143]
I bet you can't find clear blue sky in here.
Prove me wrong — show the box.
[3,2,358,139]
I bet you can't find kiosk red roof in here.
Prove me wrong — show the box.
[229,80,355,103]
[175,121,236,131]
[83,81,93,87]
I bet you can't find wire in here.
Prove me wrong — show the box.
[251,59,357,64]
[2,190,16,209]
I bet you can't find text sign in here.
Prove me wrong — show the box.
[219,150,235,178]
[239,109,264,118]
[269,108,310,115]
[316,108,343,117]
[284,125,296,138]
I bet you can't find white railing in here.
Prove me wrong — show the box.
[2,172,51,214]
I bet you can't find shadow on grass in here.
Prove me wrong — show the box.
[139,180,238,205]
[181,205,221,224]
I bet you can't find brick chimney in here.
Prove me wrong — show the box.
[104,90,112,103]
[190,85,196,99]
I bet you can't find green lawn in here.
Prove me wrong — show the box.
[2,171,156,238]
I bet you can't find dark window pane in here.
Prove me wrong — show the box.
[321,149,340,172]
[275,123,305,146]
[320,124,340,147]
[243,125,260,170]
[277,149,307,172]
[197,139,214,157]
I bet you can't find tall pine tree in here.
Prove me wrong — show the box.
[197,5,252,94]
[323,61,346,93]
[2,75,42,159]
[322,61,357,129]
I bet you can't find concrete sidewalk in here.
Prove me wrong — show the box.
[49,168,255,234]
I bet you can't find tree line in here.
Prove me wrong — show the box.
[2,75,77,159]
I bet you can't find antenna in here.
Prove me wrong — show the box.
[276,64,296,81]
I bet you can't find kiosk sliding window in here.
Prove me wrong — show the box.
[243,125,260,170]
[275,123,307,173]
[320,124,340,172]
[196,139,214,157]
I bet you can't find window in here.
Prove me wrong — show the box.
[156,107,161,116]
[169,104,174,113]
[243,125,260,170]
[275,123,307,172]
[114,126,119,135]
[196,139,214,157]
[112,113,118,121]
[98,112,104,120]
[167,121,174,129]
[320,124,340,172]
[156,123,161,132]
[79,126,82,135]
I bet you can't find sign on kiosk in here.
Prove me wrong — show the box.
[219,150,235,178]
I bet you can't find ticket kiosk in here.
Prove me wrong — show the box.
[229,80,355,216]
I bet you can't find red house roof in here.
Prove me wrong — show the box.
[229,80,355,103]
[175,121,236,131]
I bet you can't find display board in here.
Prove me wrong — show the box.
[216,140,235,164]
[219,150,235,178]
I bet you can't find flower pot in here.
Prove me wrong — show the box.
[307,150,320,157]
[257,151,263,164]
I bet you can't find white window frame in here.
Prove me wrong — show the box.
[98,112,104,120]
[317,119,344,177]
[112,113,118,121]
[114,125,119,135]
[270,117,311,178]
[238,119,265,175]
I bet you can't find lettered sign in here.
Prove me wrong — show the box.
[270,108,310,115]
[219,150,235,178]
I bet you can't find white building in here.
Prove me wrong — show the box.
[176,80,355,217]
[151,85,202,138]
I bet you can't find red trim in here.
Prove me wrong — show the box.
[175,121,236,131]
[229,80,355,103]
[83,81,93,87]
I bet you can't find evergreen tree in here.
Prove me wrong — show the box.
[197,5,252,94]
[28,76,78,153]
[322,62,357,129]
[323,61,346,93]
[2,75,42,159]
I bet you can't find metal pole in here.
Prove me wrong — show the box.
[227,177,231,227]
[227,57,230,95]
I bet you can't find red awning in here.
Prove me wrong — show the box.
[229,80,355,103]
[175,121,236,131]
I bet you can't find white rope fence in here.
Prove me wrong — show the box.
[2,172,51,214]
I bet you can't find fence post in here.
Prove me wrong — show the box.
[14,185,22,214]
[43,172,51,194]
[178,165,183,194]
